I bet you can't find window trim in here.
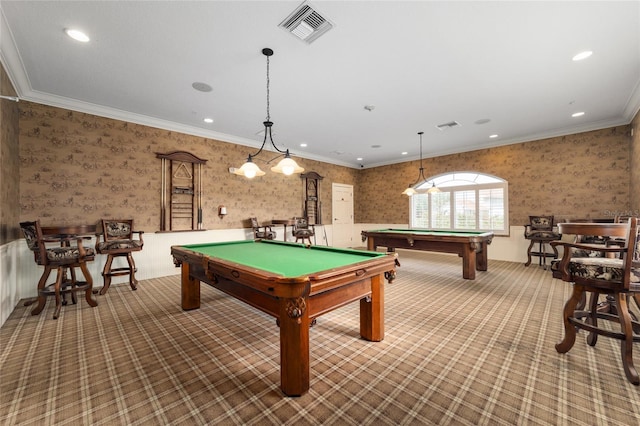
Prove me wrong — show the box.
[409,172,509,236]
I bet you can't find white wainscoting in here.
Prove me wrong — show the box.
[1,224,541,327]
[0,241,21,327]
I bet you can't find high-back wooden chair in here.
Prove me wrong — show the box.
[95,219,144,295]
[250,217,276,240]
[293,217,315,245]
[550,219,611,279]
[551,217,640,385]
[524,215,561,269]
[20,220,97,319]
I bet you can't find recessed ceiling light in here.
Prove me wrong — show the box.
[203,118,214,124]
[401,152,408,155]
[572,51,593,61]
[192,82,213,92]
[489,134,499,139]
[572,112,585,117]
[300,143,307,147]
[356,157,363,161]
[65,28,90,42]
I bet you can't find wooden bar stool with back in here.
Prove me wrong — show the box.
[95,219,144,295]
[20,220,98,319]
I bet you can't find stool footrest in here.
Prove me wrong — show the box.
[530,251,557,258]
[103,267,138,277]
[41,281,91,296]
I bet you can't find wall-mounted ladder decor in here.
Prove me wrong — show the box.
[156,151,207,231]
[301,171,323,225]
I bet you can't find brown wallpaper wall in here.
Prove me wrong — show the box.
[7,99,637,238]
[18,101,357,232]
[0,63,20,244]
[357,125,632,227]
[631,110,640,213]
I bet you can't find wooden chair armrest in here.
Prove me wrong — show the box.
[551,241,626,280]
[552,241,624,253]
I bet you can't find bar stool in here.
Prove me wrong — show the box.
[293,217,315,245]
[524,215,561,270]
[20,220,97,319]
[95,219,144,295]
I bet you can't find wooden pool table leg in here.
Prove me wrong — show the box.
[181,262,200,310]
[461,245,476,280]
[476,242,489,271]
[279,296,310,397]
[366,237,376,251]
[360,274,385,341]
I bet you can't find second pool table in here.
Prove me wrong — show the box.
[171,239,396,396]
[361,228,494,280]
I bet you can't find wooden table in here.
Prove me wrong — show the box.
[361,229,494,280]
[41,224,97,239]
[557,222,627,239]
[171,239,396,396]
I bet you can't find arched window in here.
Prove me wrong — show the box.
[410,172,509,235]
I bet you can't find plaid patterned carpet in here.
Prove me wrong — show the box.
[1,250,639,425]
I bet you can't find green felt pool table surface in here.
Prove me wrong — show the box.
[180,240,386,277]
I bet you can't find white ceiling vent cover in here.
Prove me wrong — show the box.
[279,1,334,44]
[436,121,461,131]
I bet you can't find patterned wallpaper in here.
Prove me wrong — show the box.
[631,111,640,213]
[0,63,20,244]
[18,101,357,232]
[357,125,633,226]
[7,97,639,237]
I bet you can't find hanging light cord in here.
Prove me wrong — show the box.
[245,48,288,161]
[413,132,427,184]
[265,51,270,123]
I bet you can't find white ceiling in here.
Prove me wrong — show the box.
[1,1,639,169]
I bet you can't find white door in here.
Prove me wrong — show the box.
[332,183,354,247]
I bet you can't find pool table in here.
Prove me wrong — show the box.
[171,239,396,396]
[361,228,494,280]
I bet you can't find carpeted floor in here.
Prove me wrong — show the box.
[1,250,639,425]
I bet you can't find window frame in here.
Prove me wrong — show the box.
[409,172,509,235]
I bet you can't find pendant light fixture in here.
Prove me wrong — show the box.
[402,132,439,196]
[233,48,304,179]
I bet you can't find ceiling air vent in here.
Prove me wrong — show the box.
[279,1,334,44]
[436,121,461,131]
